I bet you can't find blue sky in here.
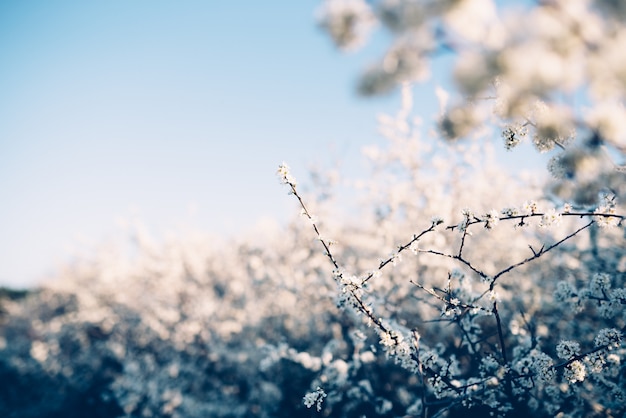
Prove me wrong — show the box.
[0,1,542,288]
[0,1,415,287]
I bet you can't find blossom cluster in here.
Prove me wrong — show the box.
[277,76,625,415]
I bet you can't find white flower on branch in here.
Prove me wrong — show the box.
[594,205,620,228]
[540,208,562,228]
[303,387,327,411]
[487,290,500,303]
[277,162,297,186]
[483,209,500,229]
[595,328,622,350]
[532,351,556,383]
[563,203,572,213]
[590,273,612,293]
[556,340,581,360]
[431,216,444,226]
[521,200,539,216]
[501,123,528,151]
[564,360,587,384]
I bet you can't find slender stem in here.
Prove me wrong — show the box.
[492,302,507,364]
[489,221,593,289]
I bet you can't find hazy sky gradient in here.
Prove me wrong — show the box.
[0,1,540,288]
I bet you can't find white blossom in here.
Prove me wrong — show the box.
[595,328,622,350]
[590,273,612,293]
[483,209,500,229]
[540,208,562,228]
[564,360,587,383]
[556,340,580,360]
[594,205,620,228]
[277,162,297,186]
[303,387,327,411]
[532,352,556,383]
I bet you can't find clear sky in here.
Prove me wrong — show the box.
[0,1,541,288]
[0,1,410,287]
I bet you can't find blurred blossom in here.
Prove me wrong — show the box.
[444,0,500,45]
[314,0,626,212]
[358,31,433,95]
[454,51,499,96]
[438,104,481,140]
[434,86,449,117]
[584,101,626,149]
[316,0,376,51]
[378,0,429,33]
[531,102,575,153]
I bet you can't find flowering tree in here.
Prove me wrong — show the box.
[274,0,626,416]
[1,1,625,417]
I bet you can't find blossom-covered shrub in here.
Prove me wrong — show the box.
[2,82,620,416]
[277,85,625,416]
[1,1,625,417]
[275,0,626,416]
[0,224,348,417]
